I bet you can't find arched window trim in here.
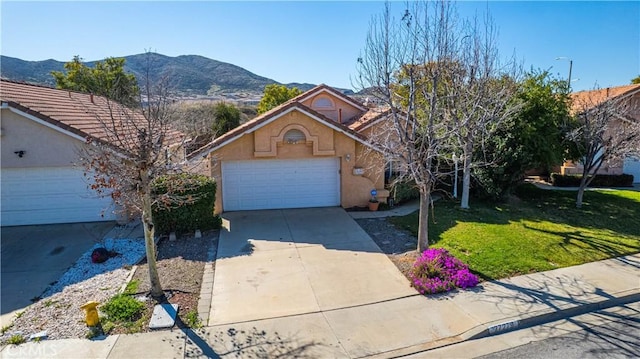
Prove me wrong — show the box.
[312,96,335,110]
[283,129,306,144]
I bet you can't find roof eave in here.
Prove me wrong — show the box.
[3,101,90,142]
[187,103,379,161]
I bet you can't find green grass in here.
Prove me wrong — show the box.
[6,334,26,345]
[123,279,140,295]
[390,184,640,280]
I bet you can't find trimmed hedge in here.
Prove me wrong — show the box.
[152,173,220,235]
[550,173,634,187]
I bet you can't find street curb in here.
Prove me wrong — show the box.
[460,289,640,341]
[365,289,639,359]
[197,232,219,326]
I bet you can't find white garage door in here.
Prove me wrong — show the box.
[1,167,116,226]
[624,156,640,183]
[222,158,340,211]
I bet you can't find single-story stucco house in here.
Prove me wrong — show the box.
[560,83,640,183]
[0,79,185,226]
[188,84,392,213]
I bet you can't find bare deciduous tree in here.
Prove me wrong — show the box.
[77,54,186,299]
[567,89,640,208]
[445,15,520,209]
[356,1,459,251]
[356,1,518,250]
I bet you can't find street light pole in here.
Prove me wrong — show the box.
[556,57,573,90]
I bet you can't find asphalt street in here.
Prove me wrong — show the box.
[477,306,640,359]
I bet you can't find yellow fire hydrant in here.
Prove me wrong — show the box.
[80,301,100,327]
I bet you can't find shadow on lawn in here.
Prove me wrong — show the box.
[521,224,640,260]
[403,184,640,245]
[388,184,640,279]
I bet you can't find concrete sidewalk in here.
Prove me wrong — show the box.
[348,199,420,219]
[2,252,637,358]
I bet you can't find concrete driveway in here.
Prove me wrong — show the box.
[206,208,480,357]
[0,222,115,326]
[210,207,417,324]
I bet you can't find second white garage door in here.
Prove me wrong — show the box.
[1,167,116,226]
[624,156,640,183]
[222,158,340,211]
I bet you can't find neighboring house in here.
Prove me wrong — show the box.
[188,84,391,213]
[561,84,640,183]
[0,79,184,226]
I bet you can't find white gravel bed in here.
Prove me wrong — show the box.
[2,238,145,342]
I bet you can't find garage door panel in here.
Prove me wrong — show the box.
[222,158,340,211]
[1,167,115,226]
[624,157,640,184]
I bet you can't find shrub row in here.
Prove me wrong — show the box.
[152,173,220,235]
[550,173,634,187]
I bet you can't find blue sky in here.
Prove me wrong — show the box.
[1,1,638,92]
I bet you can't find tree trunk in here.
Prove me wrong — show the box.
[142,192,164,299]
[460,142,473,209]
[576,173,589,209]
[576,187,585,209]
[417,189,430,253]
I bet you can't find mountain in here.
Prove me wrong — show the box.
[0,53,353,97]
[0,56,64,87]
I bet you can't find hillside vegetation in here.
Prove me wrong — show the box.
[0,53,354,97]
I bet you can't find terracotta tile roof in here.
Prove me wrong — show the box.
[347,107,391,131]
[571,84,640,112]
[188,99,370,160]
[0,79,184,148]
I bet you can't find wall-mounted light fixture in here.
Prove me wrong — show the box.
[14,150,26,158]
[345,154,351,162]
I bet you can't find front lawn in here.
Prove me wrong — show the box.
[389,184,640,280]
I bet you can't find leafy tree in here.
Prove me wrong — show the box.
[212,102,241,135]
[52,56,139,106]
[632,75,640,84]
[474,70,572,199]
[169,102,242,153]
[257,84,302,114]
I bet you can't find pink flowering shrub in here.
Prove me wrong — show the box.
[409,248,479,295]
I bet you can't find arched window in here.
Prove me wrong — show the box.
[312,96,334,109]
[284,129,306,144]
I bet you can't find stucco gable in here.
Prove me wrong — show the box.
[295,84,366,112]
[188,101,376,160]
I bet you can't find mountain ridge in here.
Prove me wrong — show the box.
[0,53,354,97]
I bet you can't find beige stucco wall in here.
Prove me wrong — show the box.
[208,109,385,214]
[300,93,363,124]
[1,108,82,168]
